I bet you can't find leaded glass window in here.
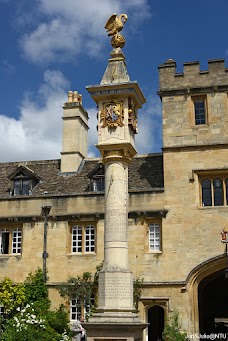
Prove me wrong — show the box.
[149,223,161,251]
[194,99,206,125]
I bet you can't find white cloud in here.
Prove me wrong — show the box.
[20,0,151,64]
[0,70,69,162]
[0,72,161,162]
[135,96,162,154]
[0,0,156,163]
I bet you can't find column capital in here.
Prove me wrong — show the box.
[97,143,137,164]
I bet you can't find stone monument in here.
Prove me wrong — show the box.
[84,13,147,341]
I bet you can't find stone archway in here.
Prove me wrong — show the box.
[147,305,164,341]
[198,269,228,334]
[186,255,227,334]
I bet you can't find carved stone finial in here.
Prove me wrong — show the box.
[105,13,128,49]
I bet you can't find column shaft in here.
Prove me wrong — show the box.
[97,160,134,312]
[104,161,129,271]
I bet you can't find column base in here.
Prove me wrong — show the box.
[83,312,148,341]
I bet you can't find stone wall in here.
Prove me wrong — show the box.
[162,92,228,148]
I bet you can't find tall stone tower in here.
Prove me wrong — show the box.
[84,13,147,341]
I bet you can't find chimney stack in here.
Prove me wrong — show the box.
[61,91,89,173]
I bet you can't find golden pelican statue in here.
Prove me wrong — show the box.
[105,13,128,49]
[105,13,128,36]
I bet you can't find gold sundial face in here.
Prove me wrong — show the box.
[101,100,124,128]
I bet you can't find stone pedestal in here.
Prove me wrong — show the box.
[85,321,147,341]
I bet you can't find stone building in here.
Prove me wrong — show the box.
[0,52,227,340]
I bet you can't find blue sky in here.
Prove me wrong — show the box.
[0,0,228,161]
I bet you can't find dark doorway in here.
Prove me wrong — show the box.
[148,305,164,341]
[198,269,228,334]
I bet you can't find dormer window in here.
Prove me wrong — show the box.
[8,166,40,196]
[92,175,105,192]
[14,177,31,195]
[88,163,105,192]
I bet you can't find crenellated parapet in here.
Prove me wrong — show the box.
[160,57,228,150]
[158,58,228,96]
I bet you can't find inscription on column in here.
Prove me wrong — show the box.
[99,273,132,301]
[105,208,127,242]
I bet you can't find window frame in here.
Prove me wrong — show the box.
[70,298,81,322]
[146,220,162,253]
[0,226,22,255]
[70,294,95,322]
[199,174,228,207]
[91,175,105,192]
[13,175,32,196]
[192,95,208,126]
[70,222,96,254]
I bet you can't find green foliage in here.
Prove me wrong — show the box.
[1,301,71,341]
[133,277,144,312]
[46,305,71,335]
[59,271,93,316]
[0,277,25,316]
[58,261,104,320]
[24,268,51,313]
[0,269,71,341]
[162,311,187,341]
[1,321,71,341]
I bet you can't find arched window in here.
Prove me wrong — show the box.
[194,99,206,125]
[213,178,223,206]
[201,179,212,206]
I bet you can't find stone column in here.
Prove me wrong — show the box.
[98,158,134,313]
[84,150,147,339]
[84,14,147,337]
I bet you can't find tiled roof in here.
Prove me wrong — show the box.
[0,154,164,198]
[129,153,164,191]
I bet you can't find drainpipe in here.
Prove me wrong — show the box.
[41,205,52,282]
